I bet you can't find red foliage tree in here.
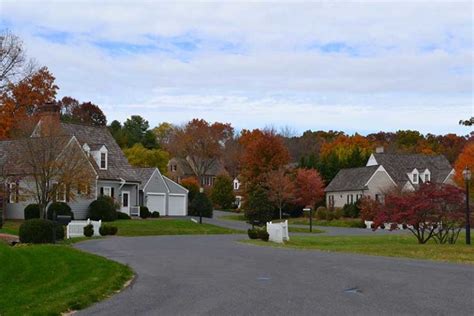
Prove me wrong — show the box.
[293,168,325,208]
[264,168,295,219]
[370,183,466,244]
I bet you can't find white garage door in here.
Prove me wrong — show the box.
[168,194,187,216]
[147,194,166,215]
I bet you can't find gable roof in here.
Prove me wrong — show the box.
[325,165,380,192]
[61,123,140,183]
[371,153,453,186]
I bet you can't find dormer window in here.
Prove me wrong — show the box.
[412,170,419,184]
[100,152,107,170]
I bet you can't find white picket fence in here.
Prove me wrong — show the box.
[66,219,102,238]
[364,220,413,230]
[266,220,290,243]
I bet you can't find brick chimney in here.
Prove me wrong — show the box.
[35,102,61,136]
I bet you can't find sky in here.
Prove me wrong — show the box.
[0,0,472,136]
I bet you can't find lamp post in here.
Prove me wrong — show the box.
[199,187,204,224]
[303,207,312,232]
[462,167,471,245]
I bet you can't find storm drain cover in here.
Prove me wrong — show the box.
[344,287,362,294]
[257,277,271,281]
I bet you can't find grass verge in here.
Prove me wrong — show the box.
[0,242,133,315]
[114,218,242,236]
[242,234,474,265]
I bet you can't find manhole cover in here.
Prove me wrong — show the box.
[257,277,271,281]
[344,287,362,294]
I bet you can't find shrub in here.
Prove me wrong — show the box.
[244,186,274,225]
[247,229,259,239]
[315,207,327,220]
[210,175,235,209]
[334,207,343,220]
[83,224,94,237]
[116,212,131,220]
[151,211,160,218]
[24,204,40,220]
[258,229,269,242]
[19,219,55,244]
[99,224,118,236]
[189,192,213,218]
[47,202,74,220]
[54,222,65,240]
[342,203,360,218]
[140,206,151,219]
[88,198,117,222]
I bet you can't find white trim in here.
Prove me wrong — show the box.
[442,169,455,184]
[365,165,397,187]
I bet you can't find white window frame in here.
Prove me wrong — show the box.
[103,186,112,197]
[100,152,108,170]
[8,183,17,203]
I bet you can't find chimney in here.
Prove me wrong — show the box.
[375,146,384,154]
[35,102,61,136]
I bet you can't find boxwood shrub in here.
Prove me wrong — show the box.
[47,202,74,220]
[24,204,40,220]
[140,206,151,219]
[84,224,94,237]
[88,197,117,222]
[19,219,55,244]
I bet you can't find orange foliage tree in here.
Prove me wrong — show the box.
[454,142,474,195]
[239,129,290,185]
[0,67,58,139]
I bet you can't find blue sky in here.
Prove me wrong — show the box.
[0,1,472,135]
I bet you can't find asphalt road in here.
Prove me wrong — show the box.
[76,234,474,316]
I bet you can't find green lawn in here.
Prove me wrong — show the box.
[0,242,133,316]
[243,234,474,265]
[0,220,22,235]
[114,218,242,236]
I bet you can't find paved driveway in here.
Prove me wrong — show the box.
[76,235,474,316]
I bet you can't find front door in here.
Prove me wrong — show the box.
[121,191,130,214]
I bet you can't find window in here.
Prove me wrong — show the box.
[101,187,112,197]
[8,183,18,203]
[100,152,107,169]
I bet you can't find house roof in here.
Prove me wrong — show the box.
[61,123,140,183]
[325,165,380,192]
[371,153,453,187]
[134,167,156,190]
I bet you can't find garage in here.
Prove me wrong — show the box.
[146,193,166,214]
[135,167,188,217]
[168,194,187,216]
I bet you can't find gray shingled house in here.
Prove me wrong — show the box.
[325,149,455,208]
[167,157,227,187]
[1,106,185,219]
[135,167,188,216]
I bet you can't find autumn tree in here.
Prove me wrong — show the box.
[210,175,235,209]
[124,143,169,173]
[264,168,295,219]
[293,168,325,209]
[0,67,58,139]
[0,29,36,91]
[367,183,466,244]
[13,115,95,218]
[454,142,474,195]
[239,128,290,185]
[170,119,233,187]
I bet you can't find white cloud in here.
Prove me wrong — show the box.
[0,0,472,134]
